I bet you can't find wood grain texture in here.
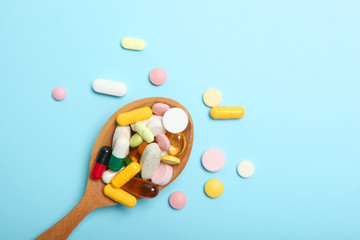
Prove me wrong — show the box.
[36,97,194,240]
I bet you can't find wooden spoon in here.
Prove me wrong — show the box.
[36,97,194,240]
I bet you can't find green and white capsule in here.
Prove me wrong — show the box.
[108,137,129,171]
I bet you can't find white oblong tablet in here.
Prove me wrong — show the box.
[162,108,188,133]
[92,79,127,97]
[112,125,131,148]
[237,161,255,178]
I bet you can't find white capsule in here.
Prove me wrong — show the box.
[112,125,131,148]
[92,79,127,97]
[112,137,130,158]
[102,169,122,184]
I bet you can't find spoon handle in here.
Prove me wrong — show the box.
[36,193,98,240]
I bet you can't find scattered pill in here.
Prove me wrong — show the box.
[117,107,153,126]
[134,122,154,143]
[92,79,127,97]
[163,108,189,133]
[129,133,143,148]
[52,87,66,101]
[237,161,255,178]
[149,68,167,85]
[203,88,222,107]
[204,179,223,198]
[152,103,170,116]
[169,192,187,209]
[210,106,245,119]
[108,137,129,171]
[151,162,173,186]
[91,146,112,180]
[147,120,166,136]
[102,169,121,184]
[201,148,225,172]
[121,37,145,51]
[140,143,162,180]
[156,133,170,151]
[112,125,131,148]
[111,162,141,189]
[104,184,137,207]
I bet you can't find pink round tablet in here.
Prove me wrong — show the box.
[149,68,167,85]
[52,87,66,101]
[151,162,173,186]
[169,191,187,210]
[156,134,171,151]
[201,148,225,172]
[152,103,170,116]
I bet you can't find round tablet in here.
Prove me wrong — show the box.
[169,192,187,209]
[203,88,222,107]
[162,108,188,133]
[52,87,66,101]
[204,179,223,198]
[201,148,225,172]
[237,161,255,178]
[149,68,167,85]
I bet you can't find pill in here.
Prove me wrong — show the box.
[108,137,129,171]
[104,184,137,207]
[169,192,187,209]
[166,132,186,156]
[147,120,166,136]
[52,87,66,101]
[112,125,131,148]
[117,107,153,126]
[121,37,145,51]
[128,149,140,162]
[237,161,255,178]
[204,179,223,198]
[156,133,170,151]
[161,155,180,165]
[151,162,173,186]
[161,151,169,156]
[92,79,127,97]
[203,88,222,107]
[90,146,112,179]
[134,122,154,143]
[111,162,141,188]
[140,143,162,180]
[125,156,142,178]
[210,106,245,119]
[122,177,159,199]
[129,133,143,148]
[201,148,225,172]
[137,142,149,155]
[149,68,167,85]
[152,103,171,116]
[102,169,122,184]
[130,115,163,131]
[163,108,189,133]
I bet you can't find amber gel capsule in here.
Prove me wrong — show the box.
[91,146,112,179]
[122,177,159,199]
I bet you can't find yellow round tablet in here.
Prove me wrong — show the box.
[203,88,222,107]
[204,179,223,198]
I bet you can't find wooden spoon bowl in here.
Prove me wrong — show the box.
[37,97,194,240]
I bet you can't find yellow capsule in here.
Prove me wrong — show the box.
[116,107,152,126]
[210,106,245,119]
[111,162,141,188]
[104,184,137,207]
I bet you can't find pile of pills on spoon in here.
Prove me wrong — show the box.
[90,102,189,208]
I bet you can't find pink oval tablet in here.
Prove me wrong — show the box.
[152,103,170,116]
[52,87,66,101]
[149,68,167,85]
[201,148,225,172]
[156,134,170,151]
[151,163,173,186]
[169,192,187,210]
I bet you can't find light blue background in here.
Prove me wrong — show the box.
[0,1,359,239]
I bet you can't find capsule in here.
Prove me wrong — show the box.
[108,137,129,171]
[116,107,152,126]
[125,156,141,178]
[104,184,137,207]
[111,162,141,188]
[122,177,159,199]
[137,142,149,155]
[210,106,245,119]
[90,146,112,179]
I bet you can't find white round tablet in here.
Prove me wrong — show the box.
[237,161,255,178]
[162,108,189,133]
